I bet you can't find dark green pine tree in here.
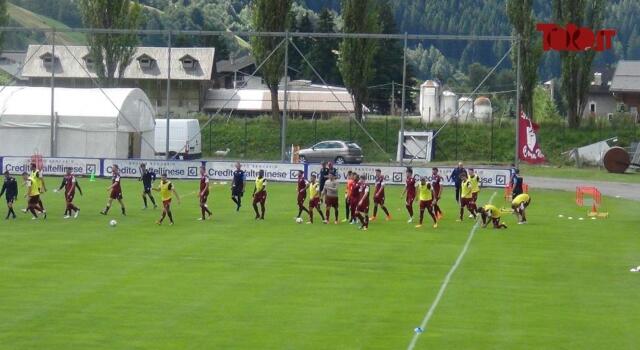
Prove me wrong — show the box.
[339,0,380,121]
[369,0,406,115]
[305,8,342,85]
[290,12,313,80]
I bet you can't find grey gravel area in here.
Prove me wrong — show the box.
[526,176,640,202]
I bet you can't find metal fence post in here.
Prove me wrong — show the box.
[281,31,289,162]
[50,29,56,157]
[165,30,172,159]
[400,32,408,166]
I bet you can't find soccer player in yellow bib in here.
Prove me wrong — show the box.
[153,173,180,225]
[252,170,267,220]
[458,172,477,222]
[468,168,481,202]
[21,172,46,219]
[478,204,507,229]
[415,177,438,229]
[511,193,531,224]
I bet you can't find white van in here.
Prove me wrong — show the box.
[155,119,202,159]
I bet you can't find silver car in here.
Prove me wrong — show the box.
[298,140,364,164]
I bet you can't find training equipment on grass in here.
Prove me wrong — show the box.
[576,186,609,219]
[109,219,118,227]
[89,171,96,182]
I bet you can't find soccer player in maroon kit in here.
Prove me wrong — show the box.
[295,170,310,220]
[348,172,360,224]
[198,166,212,221]
[355,175,371,230]
[371,169,391,221]
[401,167,416,223]
[56,168,83,219]
[431,167,443,219]
[101,165,126,216]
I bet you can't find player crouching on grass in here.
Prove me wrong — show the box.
[154,173,180,225]
[511,193,531,224]
[458,172,477,222]
[416,177,438,229]
[478,204,507,229]
[101,165,126,216]
[323,173,340,224]
[252,170,267,220]
[307,174,325,224]
[1,171,18,220]
[401,167,416,223]
[355,175,371,231]
[22,172,46,220]
[199,166,212,221]
[55,167,83,219]
[371,169,391,221]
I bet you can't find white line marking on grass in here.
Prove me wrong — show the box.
[407,192,496,350]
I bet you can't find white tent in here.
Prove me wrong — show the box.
[0,87,156,158]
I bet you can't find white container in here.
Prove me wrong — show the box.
[155,119,202,159]
[419,80,440,122]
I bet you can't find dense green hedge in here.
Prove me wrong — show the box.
[199,116,640,164]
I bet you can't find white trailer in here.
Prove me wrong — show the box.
[155,119,202,159]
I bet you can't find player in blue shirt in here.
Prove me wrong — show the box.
[231,162,246,211]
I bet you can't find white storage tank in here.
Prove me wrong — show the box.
[473,96,492,122]
[457,96,473,121]
[419,80,440,122]
[440,90,458,122]
[155,119,202,159]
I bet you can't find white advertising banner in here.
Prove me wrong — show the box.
[2,156,100,176]
[206,161,304,182]
[103,159,203,179]
[307,164,510,188]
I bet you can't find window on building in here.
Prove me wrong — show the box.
[589,102,596,114]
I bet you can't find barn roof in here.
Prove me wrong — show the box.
[611,61,640,92]
[21,45,215,81]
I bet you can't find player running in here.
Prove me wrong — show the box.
[401,167,416,223]
[343,170,354,222]
[56,168,83,219]
[416,177,438,229]
[348,172,360,224]
[100,165,126,216]
[231,162,246,211]
[355,175,371,231]
[371,169,391,221]
[22,172,46,219]
[478,204,508,229]
[198,166,212,221]
[295,170,310,221]
[307,174,325,224]
[431,167,443,219]
[458,172,477,221]
[25,163,47,213]
[139,163,157,209]
[252,169,267,220]
[1,171,18,220]
[323,173,340,224]
[154,173,180,225]
[511,193,531,224]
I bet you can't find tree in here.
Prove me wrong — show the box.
[78,0,142,87]
[305,8,342,85]
[507,0,543,120]
[0,0,7,52]
[553,0,605,128]
[250,0,293,122]
[369,0,405,115]
[339,0,380,120]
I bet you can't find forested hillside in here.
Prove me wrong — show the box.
[5,0,640,83]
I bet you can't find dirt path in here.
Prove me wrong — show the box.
[527,176,640,202]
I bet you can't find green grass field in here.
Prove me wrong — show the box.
[1,178,638,349]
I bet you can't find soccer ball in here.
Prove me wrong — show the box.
[109,219,118,227]
[296,217,304,224]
